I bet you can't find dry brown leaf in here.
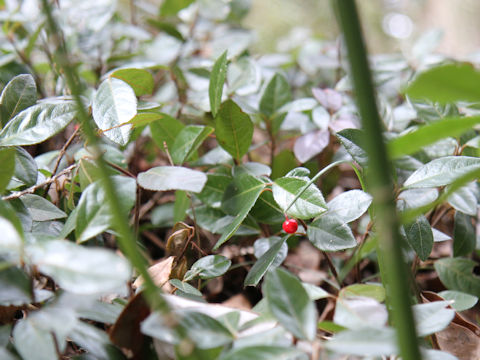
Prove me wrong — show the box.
[133,256,175,291]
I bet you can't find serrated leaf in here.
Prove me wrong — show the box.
[209,50,228,117]
[149,113,185,150]
[0,99,76,146]
[75,176,136,242]
[171,125,214,165]
[213,174,265,249]
[404,156,480,188]
[245,236,287,287]
[413,301,455,337]
[184,255,231,281]
[93,78,137,146]
[435,258,480,296]
[327,189,372,223]
[137,166,207,193]
[259,73,291,118]
[272,177,326,220]
[336,129,368,167]
[110,68,154,96]
[453,211,475,257]
[0,74,37,127]
[404,215,434,261]
[215,99,253,160]
[263,268,317,341]
[307,214,357,252]
[0,147,15,193]
[27,239,131,294]
[438,290,478,312]
[405,63,480,104]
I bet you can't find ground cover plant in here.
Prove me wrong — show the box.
[0,0,479,359]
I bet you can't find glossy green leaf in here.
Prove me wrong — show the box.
[184,255,231,281]
[209,50,228,117]
[219,345,303,360]
[250,189,284,224]
[326,189,372,223]
[325,327,397,356]
[13,317,58,360]
[336,129,368,167]
[388,116,480,158]
[160,0,195,16]
[169,279,203,296]
[174,190,189,222]
[259,73,291,118]
[0,99,76,146]
[76,176,136,242]
[245,236,287,287]
[171,125,214,164]
[197,172,232,208]
[413,301,455,337]
[404,156,480,188]
[404,215,433,261]
[263,267,317,341]
[438,290,478,312]
[405,63,480,104]
[110,68,154,96]
[340,284,386,303]
[272,177,326,220]
[0,74,37,127]
[453,211,475,257]
[447,184,477,216]
[0,148,15,193]
[213,174,265,249]
[0,266,32,306]
[20,194,67,222]
[435,258,480,296]
[233,162,272,177]
[27,239,131,294]
[333,296,388,330]
[92,78,137,146]
[215,99,253,160]
[149,113,185,150]
[307,214,357,252]
[137,166,207,193]
[9,147,38,188]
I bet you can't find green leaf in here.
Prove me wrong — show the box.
[184,255,231,281]
[92,78,137,146]
[405,63,480,104]
[128,112,164,128]
[9,147,38,188]
[336,129,368,167]
[263,268,317,341]
[404,215,434,261]
[160,0,195,16]
[197,172,232,208]
[137,166,207,193]
[174,190,189,222]
[326,189,372,223]
[259,73,291,118]
[325,327,397,357]
[169,279,203,296]
[413,301,455,337]
[0,99,76,146]
[27,239,131,294]
[453,211,475,257]
[0,74,37,127]
[76,176,136,242]
[215,99,253,160]
[13,317,58,360]
[110,68,154,96]
[447,184,477,216]
[0,148,15,193]
[0,266,32,306]
[213,174,265,249]
[272,177,327,220]
[149,113,185,150]
[435,258,480,296]
[171,125,214,165]
[307,215,357,252]
[333,296,388,330]
[404,156,480,188]
[245,236,287,287]
[388,116,480,158]
[250,188,284,224]
[0,216,23,261]
[219,345,303,360]
[340,284,386,303]
[209,50,228,117]
[20,194,67,221]
[438,290,478,312]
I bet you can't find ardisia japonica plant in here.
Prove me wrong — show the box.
[0,0,478,359]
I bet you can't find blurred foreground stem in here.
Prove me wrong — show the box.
[335,1,422,359]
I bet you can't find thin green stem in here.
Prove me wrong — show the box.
[40,0,169,313]
[335,1,422,360]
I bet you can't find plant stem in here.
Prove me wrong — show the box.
[334,1,422,359]
[40,0,169,314]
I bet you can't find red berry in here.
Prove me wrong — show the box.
[282,218,298,234]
